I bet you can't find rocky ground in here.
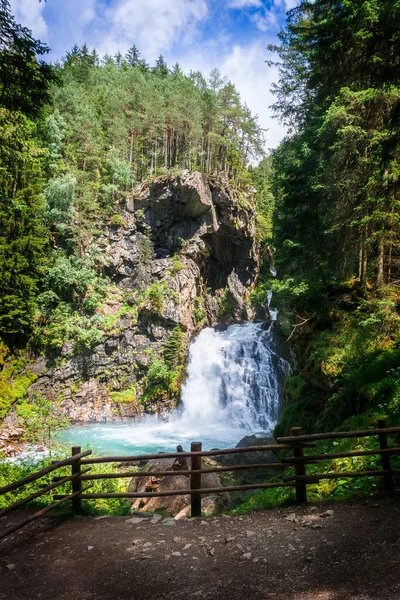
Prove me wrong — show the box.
[1,498,400,600]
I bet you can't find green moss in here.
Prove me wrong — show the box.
[109,384,137,404]
[110,213,124,227]
[168,256,185,276]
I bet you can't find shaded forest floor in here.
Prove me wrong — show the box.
[1,498,399,600]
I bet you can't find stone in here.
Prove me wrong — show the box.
[320,510,334,518]
[126,517,147,525]
[6,564,16,570]
[285,514,298,523]
[150,514,163,524]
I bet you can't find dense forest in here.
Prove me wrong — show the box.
[269,0,400,435]
[0,0,267,354]
[1,0,400,452]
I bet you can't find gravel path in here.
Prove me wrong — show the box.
[1,498,399,600]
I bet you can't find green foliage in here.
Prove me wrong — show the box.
[0,0,55,117]
[194,296,206,325]
[169,256,185,276]
[143,328,186,404]
[217,290,235,320]
[145,281,169,313]
[0,343,37,418]
[250,158,275,245]
[163,326,184,370]
[0,108,48,344]
[110,213,124,227]
[16,395,70,447]
[45,174,76,240]
[0,456,130,516]
[37,305,104,352]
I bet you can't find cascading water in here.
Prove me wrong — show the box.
[178,322,289,432]
[57,321,290,456]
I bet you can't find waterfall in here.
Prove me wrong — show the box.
[179,322,290,432]
[57,321,290,455]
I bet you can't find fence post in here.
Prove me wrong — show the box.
[190,442,202,518]
[292,427,307,503]
[71,446,82,513]
[377,419,393,494]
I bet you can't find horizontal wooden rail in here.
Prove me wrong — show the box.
[0,486,92,542]
[277,426,400,444]
[78,462,293,481]
[56,481,296,500]
[80,443,315,465]
[283,470,398,482]
[0,468,91,517]
[2,420,399,527]
[0,449,92,496]
[281,447,400,463]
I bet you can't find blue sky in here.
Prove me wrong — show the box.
[10,0,298,148]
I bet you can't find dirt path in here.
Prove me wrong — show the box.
[1,498,399,600]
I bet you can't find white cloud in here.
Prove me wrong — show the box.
[228,0,262,8]
[100,0,208,60]
[219,43,287,150]
[9,0,48,40]
[284,0,299,9]
[252,9,278,31]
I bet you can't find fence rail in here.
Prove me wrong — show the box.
[1,418,399,541]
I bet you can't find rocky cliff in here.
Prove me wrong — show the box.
[7,172,259,430]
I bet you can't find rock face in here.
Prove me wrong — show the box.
[128,453,230,517]
[7,171,259,426]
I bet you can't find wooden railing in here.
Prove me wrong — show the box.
[0,449,92,540]
[1,419,400,541]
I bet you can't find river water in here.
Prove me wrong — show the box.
[57,321,290,456]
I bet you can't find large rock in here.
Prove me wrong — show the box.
[216,435,280,484]
[128,452,230,517]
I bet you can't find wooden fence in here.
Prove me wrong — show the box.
[1,419,400,541]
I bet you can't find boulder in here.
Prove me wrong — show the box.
[128,450,230,517]
[216,435,279,484]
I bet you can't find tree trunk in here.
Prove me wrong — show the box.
[376,234,385,287]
